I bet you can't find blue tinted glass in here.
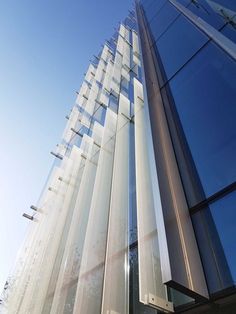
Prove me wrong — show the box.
[185,0,224,29]
[192,192,236,292]
[210,193,236,283]
[92,106,106,126]
[221,22,236,44]
[140,0,154,9]
[109,94,118,114]
[148,2,180,43]
[153,15,208,80]
[169,42,236,199]
[121,76,129,98]
[142,0,166,22]
[214,0,236,10]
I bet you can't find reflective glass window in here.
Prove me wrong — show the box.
[177,0,236,44]
[192,191,236,292]
[221,22,236,44]
[184,0,224,29]
[168,42,236,200]
[120,76,130,98]
[153,15,208,81]
[148,2,180,43]
[108,94,118,114]
[213,0,236,11]
[140,0,153,9]
[142,0,167,23]
[92,105,106,126]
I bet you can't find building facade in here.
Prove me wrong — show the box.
[1,1,236,313]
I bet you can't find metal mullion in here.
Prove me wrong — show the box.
[189,182,236,214]
[168,0,236,60]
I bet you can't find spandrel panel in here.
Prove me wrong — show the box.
[73,109,117,314]
[101,94,130,314]
[134,78,173,313]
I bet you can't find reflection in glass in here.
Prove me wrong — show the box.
[148,2,179,44]
[192,191,236,292]
[153,15,208,81]
[142,0,167,23]
[168,42,236,201]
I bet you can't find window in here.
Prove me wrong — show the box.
[142,0,167,23]
[221,23,236,44]
[148,2,180,44]
[192,191,236,292]
[153,15,208,81]
[168,42,236,201]
[183,0,224,29]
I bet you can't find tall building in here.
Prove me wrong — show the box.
[1,1,236,313]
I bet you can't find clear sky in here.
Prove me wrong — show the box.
[0,0,132,292]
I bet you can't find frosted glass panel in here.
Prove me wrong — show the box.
[101,94,130,314]
[19,147,84,313]
[73,109,117,314]
[132,30,139,56]
[50,138,100,314]
[134,78,174,313]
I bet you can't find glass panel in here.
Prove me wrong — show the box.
[121,76,130,98]
[221,23,236,44]
[142,0,167,23]
[92,105,106,126]
[148,2,180,44]
[109,94,118,114]
[184,0,224,29]
[7,166,63,313]
[17,147,83,313]
[168,42,236,203]
[129,247,157,314]
[101,94,130,314]
[140,0,155,10]
[49,140,99,314]
[192,191,236,292]
[43,149,86,313]
[73,109,117,313]
[129,123,137,245]
[134,79,173,312]
[176,0,236,44]
[206,0,236,12]
[153,15,208,81]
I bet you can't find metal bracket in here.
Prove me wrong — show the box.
[50,151,63,160]
[146,293,174,313]
[121,112,134,123]
[71,128,83,137]
[23,213,34,221]
[30,205,39,211]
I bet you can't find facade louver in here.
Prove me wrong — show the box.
[1,1,236,313]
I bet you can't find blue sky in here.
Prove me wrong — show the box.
[0,0,132,291]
